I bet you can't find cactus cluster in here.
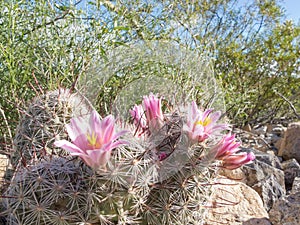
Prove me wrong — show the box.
[1,89,254,225]
[3,157,96,225]
[11,88,92,169]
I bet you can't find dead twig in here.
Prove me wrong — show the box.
[275,91,300,119]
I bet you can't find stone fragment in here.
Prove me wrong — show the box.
[204,178,268,225]
[251,174,285,211]
[266,124,286,136]
[265,133,280,146]
[242,124,252,132]
[278,121,300,162]
[269,192,300,225]
[252,125,267,136]
[281,159,300,191]
[219,167,245,182]
[291,177,300,194]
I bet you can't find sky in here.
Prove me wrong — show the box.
[281,0,300,22]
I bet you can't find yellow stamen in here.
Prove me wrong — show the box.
[86,132,100,148]
[196,117,212,127]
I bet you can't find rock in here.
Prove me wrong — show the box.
[274,137,283,151]
[265,133,281,146]
[269,192,300,225]
[219,167,245,182]
[241,149,285,211]
[204,178,269,225]
[266,124,286,136]
[291,177,300,194]
[251,174,286,211]
[252,125,267,136]
[265,150,275,156]
[244,148,282,171]
[242,218,272,225]
[282,159,300,191]
[242,124,252,132]
[278,121,300,162]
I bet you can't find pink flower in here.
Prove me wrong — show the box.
[142,93,164,130]
[221,152,256,170]
[130,104,147,136]
[183,101,228,142]
[212,133,255,170]
[130,93,164,135]
[54,110,128,169]
[214,134,241,159]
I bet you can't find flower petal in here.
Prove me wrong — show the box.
[90,110,102,135]
[86,149,112,168]
[102,116,115,143]
[208,111,221,124]
[66,114,91,142]
[72,133,90,152]
[54,140,84,154]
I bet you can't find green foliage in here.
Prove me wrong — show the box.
[0,0,299,144]
[0,0,116,144]
[216,20,300,125]
[86,0,300,126]
[0,1,299,224]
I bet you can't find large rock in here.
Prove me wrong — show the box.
[204,178,269,225]
[278,121,300,162]
[241,149,285,211]
[269,191,300,225]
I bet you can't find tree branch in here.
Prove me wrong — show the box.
[275,90,300,119]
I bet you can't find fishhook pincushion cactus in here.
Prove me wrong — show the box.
[2,92,255,225]
[11,88,92,169]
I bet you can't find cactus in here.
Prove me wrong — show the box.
[1,89,254,225]
[132,111,219,225]
[2,145,156,225]
[11,88,92,169]
[3,156,98,225]
[2,113,217,225]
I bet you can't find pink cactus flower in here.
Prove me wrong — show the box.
[221,152,256,170]
[142,93,164,130]
[54,110,128,169]
[183,101,228,142]
[130,93,164,136]
[212,133,255,170]
[130,104,147,136]
[214,134,241,159]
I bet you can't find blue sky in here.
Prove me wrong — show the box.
[282,0,300,22]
